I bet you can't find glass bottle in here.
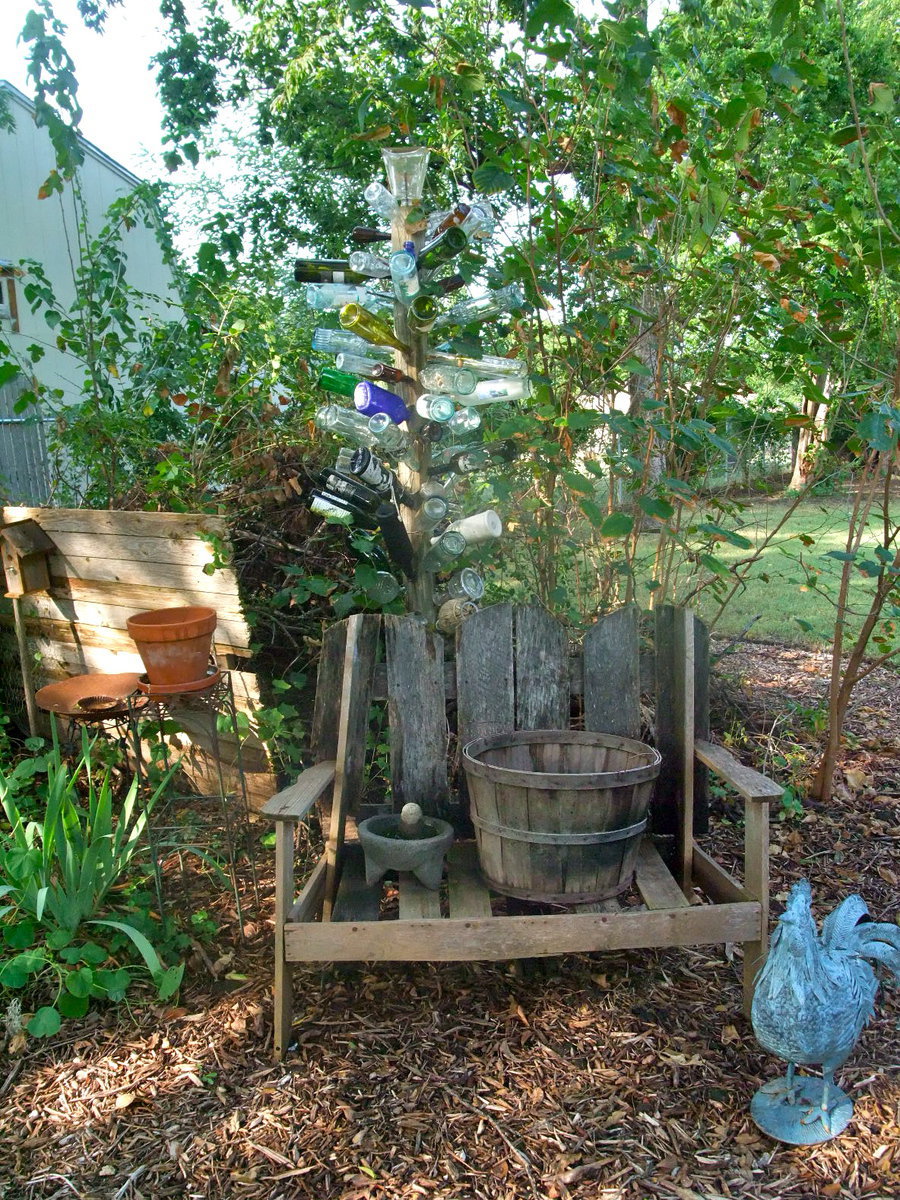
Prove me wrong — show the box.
[335,447,354,472]
[419,364,476,396]
[354,380,409,425]
[417,225,469,271]
[421,530,467,571]
[351,226,391,244]
[446,568,485,601]
[314,469,383,512]
[340,303,409,353]
[317,367,359,398]
[365,571,402,605]
[449,406,481,435]
[348,250,391,278]
[312,327,392,359]
[432,283,526,330]
[309,493,356,523]
[381,146,430,206]
[472,376,532,403]
[389,249,420,305]
[434,203,471,234]
[418,495,450,529]
[446,509,503,544]
[367,412,410,455]
[335,352,384,380]
[294,258,368,285]
[365,181,399,222]
[415,394,455,422]
[371,363,409,383]
[407,294,440,334]
[420,272,467,298]
[305,282,374,311]
[314,404,381,448]
[460,199,496,240]
[427,349,528,377]
[377,503,416,578]
[348,447,393,494]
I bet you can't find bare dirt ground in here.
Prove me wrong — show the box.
[1,643,898,1200]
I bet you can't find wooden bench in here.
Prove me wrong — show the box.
[264,604,781,1059]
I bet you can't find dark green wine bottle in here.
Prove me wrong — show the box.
[417,225,468,270]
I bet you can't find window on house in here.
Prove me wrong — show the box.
[0,272,20,333]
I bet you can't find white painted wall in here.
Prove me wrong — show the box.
[0,80,178,406]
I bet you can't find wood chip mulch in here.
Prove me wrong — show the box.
[1,643,898,1200]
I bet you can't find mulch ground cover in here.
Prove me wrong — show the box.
[1,643,898,1200]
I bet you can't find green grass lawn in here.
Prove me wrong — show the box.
[635,496,898,651]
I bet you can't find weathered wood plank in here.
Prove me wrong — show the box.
[49,577,247,623]
[694,740,783,801]
[284,900,762,962]
[514,605,568,731]
[333,844,382,923]
[261,761,337,820]
[17,592,250,648]
[447,842,492,919]
[691,844,750,904]
[3,613,249,660]
[27,529,230,570]
[385,615,449,816]
[398,873,442,920]
[322,614,381,920]
[273,818,296,1060]
[674,606,695,891]
[693,614,710,836]
[311,620,348,762]
[456,602,514,750]
[48,553,241,597]
[288,853,328,921]
[635,840,690,910]
[583,605,640,738]
[3,505,228,539]
[652,605,680,841]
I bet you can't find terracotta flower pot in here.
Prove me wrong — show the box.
[126,606,217,687]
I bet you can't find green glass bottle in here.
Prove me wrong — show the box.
[407,295,440,334]
[339,303,409,353]
[417,225,468,271]
[317,368,359,398]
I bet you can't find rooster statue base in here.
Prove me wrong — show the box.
[750,879,900,1145]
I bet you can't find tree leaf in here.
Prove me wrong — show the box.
[599,512,634,538]
[27,1006,61,1038]
[637,496,675,522]
[472,161,515,193]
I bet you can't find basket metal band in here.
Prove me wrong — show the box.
[470,814,648,846]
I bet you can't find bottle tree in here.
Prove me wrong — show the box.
[304,146,526,630]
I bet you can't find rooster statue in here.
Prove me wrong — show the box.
[750,879,900,1143]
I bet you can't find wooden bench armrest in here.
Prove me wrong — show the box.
[695,739,782,804]
[261,760,337,821]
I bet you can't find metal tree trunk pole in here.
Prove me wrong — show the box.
[390,206,435,620]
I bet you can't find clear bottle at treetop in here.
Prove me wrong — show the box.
[348,250,391,278]
[419,364,476,396]
[340,303,409,353]
[432,283,525,330]
[312,327,392,360]
[427,349,528,377]
[407,294,440,334]
[415,394,455,423]
[389,248,420,305]
[417,225,469,271]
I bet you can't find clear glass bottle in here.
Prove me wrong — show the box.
[305,282,373,311]
[367,412,410,455]
[418,495,450,529]
[314,404,381,448]
[421,530,467,571]
[407,294,440,334]
[446,568,485,601]
[427,349,528,377]
[334,353,408,384]
[472,376,532,403]
[449,406,481,434]
[364,571,402,605]
[348,250,391,277]
[415,394,455,422]
[381,146,431,205]
[419,364,476,396]
[432,283,526,330]
[354,380,409,425]
[460,199,496,240]
[340,303,409,353]
[364,180,399,222]
[389,249,420,305]
[312,327,392,359]
[317,367,359,398]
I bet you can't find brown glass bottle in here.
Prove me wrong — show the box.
[351,226,392,244]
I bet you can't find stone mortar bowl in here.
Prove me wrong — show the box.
[357,813,454,890]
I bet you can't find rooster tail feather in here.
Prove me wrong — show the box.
[854,926,900,980]
[821,893,870,948]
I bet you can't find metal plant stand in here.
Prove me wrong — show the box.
[127,670,261,933]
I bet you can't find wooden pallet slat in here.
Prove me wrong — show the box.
[333,844,383,923]
[456,602,514,749]
[446,843,492,919]
[398,873,442,920]
[635,841,691,910]
[514,605,568,731]
[385,615,449,815]
[583,605,640,739]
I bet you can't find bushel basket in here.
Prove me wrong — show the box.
[462,729,662,904]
